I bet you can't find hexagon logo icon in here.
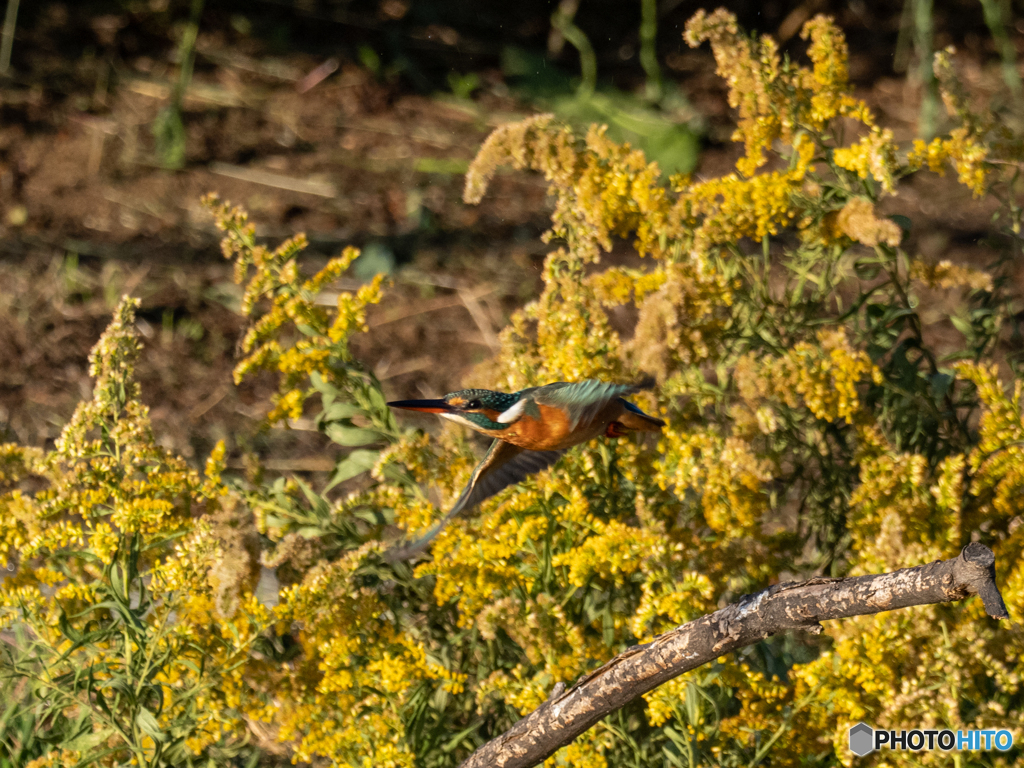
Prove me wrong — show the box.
[849,722,874,756]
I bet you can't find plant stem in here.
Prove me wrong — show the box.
[154,0,205,169]
[639,0,662,102]
[0,0,19,75]
[172,0,205,111]
[893,0,915,73]
[551,0,596,100]
[979,0,1022,100]
[913,0,939,139]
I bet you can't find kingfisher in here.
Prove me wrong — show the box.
[384,379,665,560]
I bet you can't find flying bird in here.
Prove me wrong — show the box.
[384,379,665,561]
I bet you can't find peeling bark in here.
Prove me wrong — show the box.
[458,543,1009,768]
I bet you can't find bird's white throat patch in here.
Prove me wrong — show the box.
[440,412,481,429]
[497,399,526,423]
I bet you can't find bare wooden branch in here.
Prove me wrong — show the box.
[459,542,1009,768]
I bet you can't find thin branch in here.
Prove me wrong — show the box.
[459,542,1009,768]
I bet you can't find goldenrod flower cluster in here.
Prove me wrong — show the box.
[909,257,994,291]
[435,9,1024,765]
[204,194,386,424]
[0,299,272,766]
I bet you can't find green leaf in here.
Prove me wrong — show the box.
[865,302,887,322]
[886,307,918,322]
[854,261,882,280]
[352,506,388,526]
[940,349,975,362]
[325,424,380,447]
[930,372,954,402]
[950,315,974,336]
[152,105,186,170]
[141,529,190,553]
[321,402,363,422]
[294,478,330,519]
[262,514,288,530]
[441,720,481,753]
[325,449,379,492]
[175,658,202,676]
[366,385,389,415]
[310,371,339,398]
[136,707,166,742]
[90,672,113,718]
[684,681,701,724]
[58,610,82,644]
[109,565,123,600]
[889,214,913,234]
[66,727,115,753]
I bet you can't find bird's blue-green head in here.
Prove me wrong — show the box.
[388,388,520,431]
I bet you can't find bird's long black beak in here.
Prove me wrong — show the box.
[387,398,453,414]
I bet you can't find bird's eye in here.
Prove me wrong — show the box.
[467,399,482,409]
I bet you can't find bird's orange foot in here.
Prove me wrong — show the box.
[605,421,628,438]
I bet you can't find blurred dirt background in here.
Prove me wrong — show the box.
[1,0,1021,474]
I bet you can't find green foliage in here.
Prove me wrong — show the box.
[152,0,204,169]
[2,534,258,767]
[897,0,1022,134]
[151,106,187,171]
[501,0,702,177]
[0,298,272,768]
[0,0,20,76]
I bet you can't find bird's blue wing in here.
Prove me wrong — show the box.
[450,439,566,517]
[531,379,653,430]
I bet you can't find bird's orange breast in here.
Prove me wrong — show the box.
[500,404,574,451]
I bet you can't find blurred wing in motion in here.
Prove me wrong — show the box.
[450,440,566,517]
[384,440,565,562]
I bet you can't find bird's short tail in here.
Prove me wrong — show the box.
[619,400,666,431]
[620,375,665,431]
